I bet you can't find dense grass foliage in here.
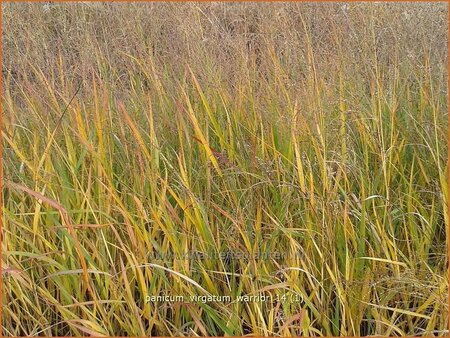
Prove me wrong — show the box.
[2,2,448,336]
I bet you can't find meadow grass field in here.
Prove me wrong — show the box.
[2,2,449,336]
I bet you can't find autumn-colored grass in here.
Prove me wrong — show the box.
[2,2,448,336]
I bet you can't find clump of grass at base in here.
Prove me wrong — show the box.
[2,2,448,336]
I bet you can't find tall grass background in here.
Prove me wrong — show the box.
[2,2,448,336]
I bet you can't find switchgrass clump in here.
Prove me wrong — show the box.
[2,2,448,336]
